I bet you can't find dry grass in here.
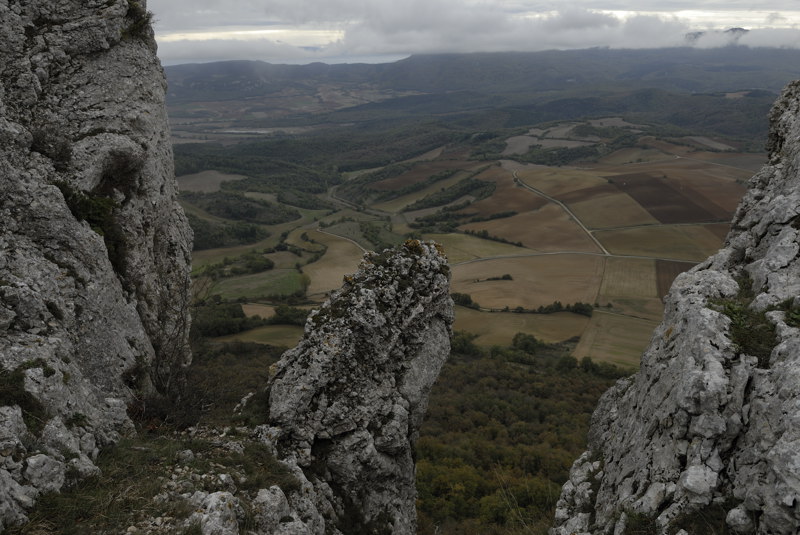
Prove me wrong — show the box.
[606,172,717,224]
[543,123,580,138]
[503,135,593,155]
[459,205,603,253]
[572,311,658,367]
[424,232,531,263]
[371,160,473,191]
[264,250,303,269]
[216,324,304,348]
[595,148,672,165]
[655,259,697,298]
[511,166,609,197]
[451,254,604,310]
[285,228,327,252]
[371,172,474,213]
[244,191,278,203]
[683,136,736,151]
[241,304,276,317]
[176,170,246,192]
[503,135,540,155]
[458,167,548,217]
[210,269,305,300]
[568,192,659,229]
[190,213,323,269]
[191,239,274,270]
[303,230,364,298]
[666,173,747,217]
[453,307,590,346]
[595,225,725,262]
[179,200,229,224]
[599,257,658,299]
[588,117,643,128]
[604,297,665,322]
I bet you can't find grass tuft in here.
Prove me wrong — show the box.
[709,274,776,367]
[123,1,154,40]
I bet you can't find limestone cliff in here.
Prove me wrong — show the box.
[0,0,192,529]
[552,81,800,534]
[258,240,453,535]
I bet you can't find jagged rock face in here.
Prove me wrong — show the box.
[552,81,800,535]
[265,241,454,535]
[0,0,191,530]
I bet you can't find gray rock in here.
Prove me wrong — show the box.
[0,407,27,459]
[266,240,453,535]
[23,454,64,494]
[252,486,292,533]
[0,0,191,528]
[551,81,800,534]
[176,449,195,464]
[0,470,36,531]
[727,506,755,534]
[188,491,243,535]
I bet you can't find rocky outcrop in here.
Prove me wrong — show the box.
[259,240,453,535]
[0,0,192,530]
[552,81,800,534]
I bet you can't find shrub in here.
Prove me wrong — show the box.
[123,1,153,39]
[452,292,480,310]
[709,274,776,368]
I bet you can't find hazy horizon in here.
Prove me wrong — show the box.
[148,0,800,65]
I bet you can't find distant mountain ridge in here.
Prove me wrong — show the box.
[165,47,800,103]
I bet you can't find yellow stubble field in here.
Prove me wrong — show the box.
[595,225,725,262]
[424,233,532,263]
[176,170,246,192]
[453,307,590,346]
[572,311,659,368]
[597,257,665,321]
[568,192,659,229]
[510,165,610,197]
[302,230,365,299]
[451,254,605,310]
[459,205,602,253]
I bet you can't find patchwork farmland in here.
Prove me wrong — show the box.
[180,119,753,368]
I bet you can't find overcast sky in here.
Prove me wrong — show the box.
[147,0,800,65]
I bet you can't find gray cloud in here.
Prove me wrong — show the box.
[147,0,800,64]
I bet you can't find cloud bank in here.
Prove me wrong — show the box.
[148,0,800,64]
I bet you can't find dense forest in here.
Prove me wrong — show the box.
[416,333,625,534]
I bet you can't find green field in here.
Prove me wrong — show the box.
[216,324,304,348]
[163,50,797,535]
[210,269,306,300]
[453,307,590,347]
[177,170,246,192]
[179,115,753,365]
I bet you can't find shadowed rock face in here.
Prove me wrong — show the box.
[0,1,191,529]
[552,81,800,535]
[265,240,454,535]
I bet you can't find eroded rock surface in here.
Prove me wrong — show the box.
[0,0,191,529]
[552,81,800,534]
[262,240,454,535]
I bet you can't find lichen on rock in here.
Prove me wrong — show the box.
[551,81,800,535]
[263,240,454,535]
[0,0,192,529]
